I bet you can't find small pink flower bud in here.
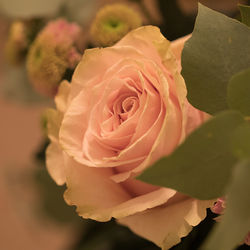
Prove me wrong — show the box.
[211,197,226,215]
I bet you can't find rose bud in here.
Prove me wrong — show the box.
[46,26,213,249]
[90,3,142,47]
[26,19,81,97]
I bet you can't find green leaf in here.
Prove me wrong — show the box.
[227,68,250,116]
[181,4,250,114]
[202,160,250,250]
[137,111,244,200]
[230,122,250,159]
[239,4,250,27]
[35,168,80,224]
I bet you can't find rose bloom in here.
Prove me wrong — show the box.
[46,26,213,249]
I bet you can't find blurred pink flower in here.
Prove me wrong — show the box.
[26,19,82,97]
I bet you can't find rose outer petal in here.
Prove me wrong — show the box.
[118,199,214,249]
[170,34,191,62]
[63,155,178,222]
[46,142,66,185]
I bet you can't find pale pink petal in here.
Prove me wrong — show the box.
[111,74,182,182]
[59,81,105,166]
[64,156,130,222]
[70,46,146,101]
[116,26,168,67]
[111,188,177,220]
[46,142,66,185]
[63,156,178,222]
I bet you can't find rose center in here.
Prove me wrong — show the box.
[114,95,139,122]
[122,97,137,113]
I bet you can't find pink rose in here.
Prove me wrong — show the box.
[46,26,212,249]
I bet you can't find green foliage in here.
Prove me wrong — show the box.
[231,122,250,160]
[239,4,250,27]
[138,111,244,200]
[227,68,250,116]
[181,4,250,114]
[202,160,250,250]
[35,167,80,224]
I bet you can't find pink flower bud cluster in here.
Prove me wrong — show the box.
[26,19,82,97]
[41,19,81,65]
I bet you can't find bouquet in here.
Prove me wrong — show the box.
[2,1,250,249]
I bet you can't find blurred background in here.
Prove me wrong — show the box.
[0,1,249,250]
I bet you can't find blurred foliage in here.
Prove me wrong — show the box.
[138,111,244,199]
[228,68,250,116]
[203,160,250,250]
[34,138,80,224]
[34,166,80,224]
[239,3,250,26]
[182,4,250,114]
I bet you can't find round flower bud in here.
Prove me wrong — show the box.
[5,21,28,65]
[26,19,81,97]
[5,19,44,65]
[90,3,142,47]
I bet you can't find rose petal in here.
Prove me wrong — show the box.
[116,26,169,67]
[46,108,63,143]
[46,142,66,185]
[118,199,213,249]
[55,80,71,113]
[70,46,146,101]
[63,156,178,222]
[64,155,130,221]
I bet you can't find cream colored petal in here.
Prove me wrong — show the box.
[45,108,63,143]
[63,155,131,222]
[46,142,66,185]
[118,199,214,249]
[55,80,71,113]
[116,25,170,66]
[63,155,179,222]
[111,188,176,220]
